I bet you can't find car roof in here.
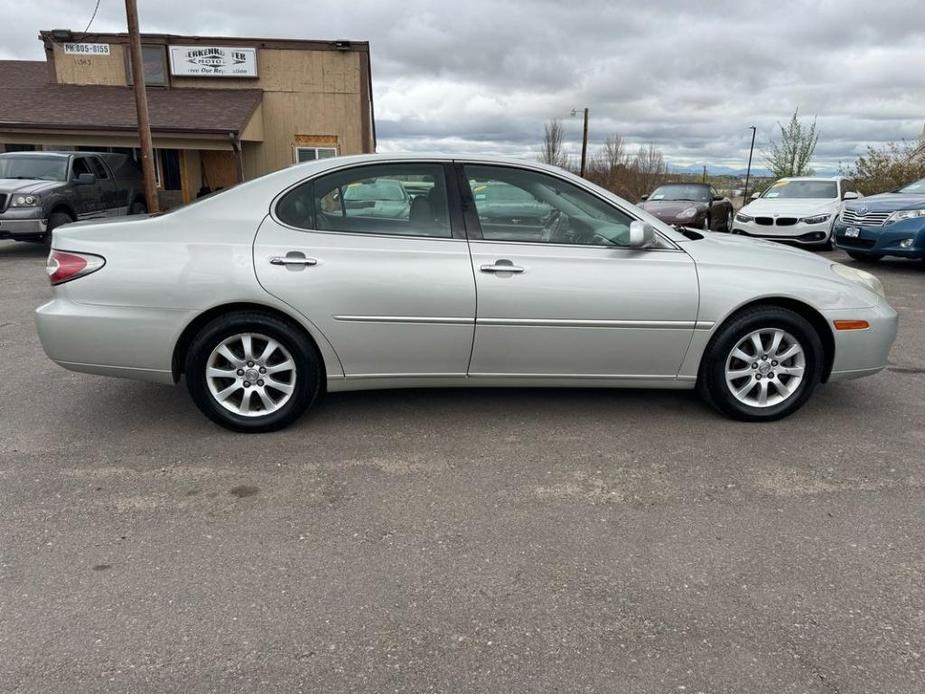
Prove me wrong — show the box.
[776,176,845,182]
[0,150,70,158]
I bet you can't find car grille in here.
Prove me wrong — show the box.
[755,216,801,226]
[0,193,7,211]
[776,217,798,226]
[841,209,891,226]
[755,217,774,226]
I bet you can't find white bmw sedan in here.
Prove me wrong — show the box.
[36,155,897,432]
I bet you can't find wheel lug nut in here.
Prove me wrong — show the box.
[243,381,250,387]
[247,361,254,367]
[768,373,774,379]
[762,355,768,360]
[259,367,266,373]
[257,379,264,387]
[771,361,778,366]
[751,363,758,369]
[236,369,244,376]
[755,374,762,380]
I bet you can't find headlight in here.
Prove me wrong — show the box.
[735,212,754,223]
[831,263,885,299]
[800,213,830,225]
[10,194,41,207]
[678,206,698,219]
[885,208,925,224]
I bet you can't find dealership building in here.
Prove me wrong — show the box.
[0,30,375,207]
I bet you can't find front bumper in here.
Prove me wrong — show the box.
[826,302,898,382]
[0,216,47,239]
[732,218,832,245]
[833,220,925,258]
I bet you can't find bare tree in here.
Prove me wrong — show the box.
[538,119,570,169]
[631,143,669,200]
[585,136,670,201]
[765,108,819,177]
[586,134,628,192]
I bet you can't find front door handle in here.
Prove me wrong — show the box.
[270,255,318,267]
[480,260,524,273]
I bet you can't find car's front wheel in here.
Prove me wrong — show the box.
[698,307,823,421]
[185,312,321,432]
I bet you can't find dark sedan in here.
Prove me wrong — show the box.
[639,183,734,231]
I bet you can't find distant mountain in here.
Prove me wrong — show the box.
[667,164,839,177]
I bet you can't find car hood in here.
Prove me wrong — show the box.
[845,193,925,212]
[739,198,839,217]
[0,178,63,195]
[678,230,835,274]
[640,200,706,216]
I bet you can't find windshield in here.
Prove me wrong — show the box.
[648,184,709,202]
[763,180,838,199]
[897,177,925,194]
[0,155,68,182]
[343,180,406,202]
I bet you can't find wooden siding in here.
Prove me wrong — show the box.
[52,44,128,86]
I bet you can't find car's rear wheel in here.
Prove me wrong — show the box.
[698,307,823,421]
[846,251,881,263]
[185,312,321,432]
[723,209,733,232]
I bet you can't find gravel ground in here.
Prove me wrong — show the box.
[1,239,924,693]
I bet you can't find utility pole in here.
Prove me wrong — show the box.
[125,0,159,213]
[580,107,589,178]
[743,125,757,203]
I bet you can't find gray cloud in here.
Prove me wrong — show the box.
[3,0,924,170]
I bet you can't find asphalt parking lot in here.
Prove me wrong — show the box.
[1,239,924,693]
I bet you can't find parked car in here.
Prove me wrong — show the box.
[732,176,859,249]
[639,183,734,231]
[833,176,925,262]
[0,151,146,245]
[341,178,411,219]
[36,154,897,432]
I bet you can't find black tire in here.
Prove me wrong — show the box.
[697,306,824,422]
[129,199,147,215]
[847,251,881,263]
[43,211,74,247]
[723,209,734,232]
[185,311,322,432]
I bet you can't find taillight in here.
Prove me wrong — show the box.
[47,250,106,285]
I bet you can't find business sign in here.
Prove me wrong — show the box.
[168,46,257,77]
[63,43,111,56]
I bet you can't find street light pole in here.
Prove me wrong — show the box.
[571,107,590,177]
[743,125,757,203]
[125,0,159,213]
[580,107,589,178]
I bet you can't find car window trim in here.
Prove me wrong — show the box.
[271,161,465,241]
[454,161,681,251]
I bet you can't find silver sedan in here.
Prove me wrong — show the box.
[36,155,898,432]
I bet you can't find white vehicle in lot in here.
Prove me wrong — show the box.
[35,155,897,433]
[733,177,860,249]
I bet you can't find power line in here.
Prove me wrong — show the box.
[83,0,103,33]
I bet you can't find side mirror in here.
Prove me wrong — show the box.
[843,191,859,200]
[75,172,96,185]
[639,194,649,201]
[750,191,761,199]
[628,220,656,249]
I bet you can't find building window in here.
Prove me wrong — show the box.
[295,146,337,163]
[125,45,168,87]
[154,149,181,190]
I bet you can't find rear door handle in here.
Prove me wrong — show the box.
[480,261,524,273]
[270,255,318,267]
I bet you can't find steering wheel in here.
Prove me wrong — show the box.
[540,209,566,242]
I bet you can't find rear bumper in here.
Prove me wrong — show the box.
[0,217,47,239]
[35,291,193,385]
[833,221,925,258]
[826,303,898,382]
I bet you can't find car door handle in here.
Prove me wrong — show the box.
[270,256,318,266]
[480,262,524,273]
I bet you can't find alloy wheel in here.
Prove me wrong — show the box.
[724,328,805,407]
[205,332,297,417]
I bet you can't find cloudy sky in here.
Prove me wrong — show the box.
[3,0,925,172]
